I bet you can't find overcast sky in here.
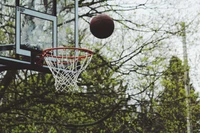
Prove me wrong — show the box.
[112,0,200,94]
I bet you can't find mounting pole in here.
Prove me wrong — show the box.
[75,0,79,48]
[181,22,192,133]
[74,0,79,57]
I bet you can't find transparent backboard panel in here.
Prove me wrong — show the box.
[16,6,57,56]
[20,13,53,50]
[18,0,75,47]
[19,0,55,52]
[0,0,75,58]
[20,0,76,47]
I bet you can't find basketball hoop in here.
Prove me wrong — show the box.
[42,47,94,92]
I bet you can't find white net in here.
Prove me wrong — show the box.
[43,47,93,92]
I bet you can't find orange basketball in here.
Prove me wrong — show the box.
[90,14,114,39]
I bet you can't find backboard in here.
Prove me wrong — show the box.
[0,0,75,72]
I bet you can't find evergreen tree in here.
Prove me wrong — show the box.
[157,56,200,133]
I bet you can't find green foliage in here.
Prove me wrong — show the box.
[1,1,200,133]
[0,54,131,132]
[157,56,200,133]
[131,56,200,133]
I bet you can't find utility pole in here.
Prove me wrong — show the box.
[181,22,192,133]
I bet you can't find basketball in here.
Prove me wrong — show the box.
[90,14,114,39]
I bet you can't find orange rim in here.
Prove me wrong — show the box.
[42,47,94,59]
